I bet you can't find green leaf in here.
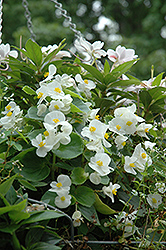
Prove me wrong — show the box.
[72,97,90,113]
[13,148,50,182]
[139,90,152,109]
[0,174,17,196]
[18,178,37,191]
[152,72,164,86]
[109,78,141,88]
[93,193,117,215]
[9,209,30,223]
[73,186,95,207]
[25,39,42,68]
[78,204,100,225]
[70,103,84,113]
[64,88,87,101]
[0,223,20,233]
[29,242,62,250]
[41,191,57,207]
[0,199,27,216]
[52,132,84,159]
[27,106,48,121]
[79,63,104,83]
[21,210,64,225]
[104,60,111,75]
[71,167,88,185]
[22,86,36,95]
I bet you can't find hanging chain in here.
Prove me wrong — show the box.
[51,0,83,39]
[0,0,3,44]
[22,0,36,41]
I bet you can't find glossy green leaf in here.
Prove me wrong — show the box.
[71,167,88,185]
[78,204,100,225]
[22,86,36,95]
[53,132,84,159]
[29,242,62,250]
[64,88,86,101]
[104,60,111,75]
[139,90,152,109]
[93,193,117,215]
[27,106,48,121]
[18,179,37,191]
[151,72,164,86]
[41,190,57,207]
[25,39,42,67]
[73,186,95,207]
[0,174,17,196]
[0,199,27,216]
[72,97,90,113]
[79,62,104,83]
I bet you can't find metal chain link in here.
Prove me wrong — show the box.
[0,0,3,44]
[51,0,83,39]
[22,0,36,41]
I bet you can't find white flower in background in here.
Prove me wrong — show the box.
[144,141,156,150]
[55,190,71,209]
[41,44,71,61]
[81,119,108,141]
[47,80,65,99]
[114,104,144,123]
[49,174,71,193]
[40,64,57,84]
[55,74,75,88]
[114,135,128,149]
[37,103,47,116]
[89,152,112,176]
[108,117,126,135]
[124,156,145,175]
[107,45,138,67]
[89,172,101,185]
[31,133,53,157]
[132,143,152,167]
[44,110,65,129]
[147,193,162,209]
[0,43,18,64]
[136,123,152,138]
[155,183,166,194]
[72,211,83,227]
[102,182,120,203]
[74,37,106,61]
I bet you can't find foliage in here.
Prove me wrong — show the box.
[0,36,165,250]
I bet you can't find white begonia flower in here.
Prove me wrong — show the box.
[115,135,128,149]
[155,183,166,194]
[86,139,105,153]
[124,156,145,175]
[44,110,65,129]
[36,85,49,104]
[31,133,53,157]
[41,44,71,61]
[47,80,65,99]
[74,37,106,61]
[43,125,57,146]
[0,43,18,64]
[102,182,120,203]
[72,211,83,227]
[55,190,71,209]
[144,141,156,150]
[136,123,152,138]
[132,143,152,167]
[108,117,126,135]
[147,194,162,209]
[49,174,71,193]
[40,64,57,84]
[89,152,112,176]
[107,45,138,67]
[49,100,65,112]
[86,108,100,121]
[89,172,101,185]
[2,101,18,115]
[75,74,96,91]
[37,103,47,116]
[54,74,75,88]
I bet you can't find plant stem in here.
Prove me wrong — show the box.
[12,232,21,250]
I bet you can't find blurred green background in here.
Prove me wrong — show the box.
[2,0,166,80]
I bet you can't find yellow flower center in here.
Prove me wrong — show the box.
[129,163,135,168]
[53,118,60,123]
[7,111,12,117]
[96,160,103,167]
[112,188,117,195]
[104,133,109,139]
[121,141,126,146]
[37,92,43,99]
[44,131,49,136]
[116,125,121,130]
[95,115,100,120]
[6,105,11,110]
[44,72,49,78]
[126,121,133,126]
[144,128,149,133]
[38,141,46,147]
[141,153,146,159]
[84,79,89,84]
[89,126,96,132]
[152,198,157,203]
[54,87,61,93]
[61,196,66,201]
[56,182,62,188]
[54,105,59,109]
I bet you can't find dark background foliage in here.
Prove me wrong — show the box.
[2,0,166,79]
